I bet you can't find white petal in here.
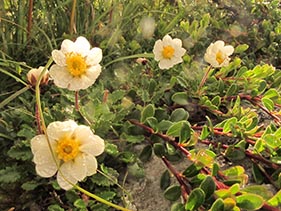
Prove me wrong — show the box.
[162,35,172,44]
[46,120,77,141]
[86,48,103,65]
[84,154,98,176]
[224,45,234,56]
[174,47,186,57]
[172,38,183,47]
[66,65,101,91]
[49,65,73,89]
[52,50,66,66]
[170,56,183,66]
[31,135,58,177]
[70,155,87,181]
[153,40,164,61]
[214,40,225,49]
[61,39,75,54]
[159,59,173,69]
[75,125,105,156]
[73,36,91,56]
[57,163,77,190]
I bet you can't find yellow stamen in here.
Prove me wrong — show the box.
[162,45,175,59]
[56,136,80,162]
[66,53,87,77]
[216,51,225,65]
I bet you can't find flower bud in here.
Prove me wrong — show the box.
[27,66,49,86]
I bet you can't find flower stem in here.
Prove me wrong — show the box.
[74,185,134,211]
[75,91,79,111]
[69,0,77,35]
[35,57,53,134]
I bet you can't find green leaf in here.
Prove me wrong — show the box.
[242,185,274,200]
[263,134,281,148]
[74,199,87,208]
[167,121,189,137]
[128,163,145,178]
[164,185,181,201]
[47,205,64,211]
[179,121,191,143]
[235,44,249,53]
[105,143,119,156]
[160,170,171,190]
[141,104,155,123]
[222,166,245,177]
[171,92,188,105]
[183,163,201,177]
[264,88,279,99]
[252,163,264,184]
[170,108,189,122]
[262,97,274,111]
[157,120,173,132]
[200,125,210,140]
[210,198,224,211]
[226,84,238,96]
[236,193,264,210]
[222,117,238,133]
[0,166,22,183]
[96,191,116,201]
[153,143,166,157]
[185,188,205,210]
[139,145,152,162]
[171,202,185,211]
[267,189,281,207]
[200,175,216,199]
[21,181,40,191]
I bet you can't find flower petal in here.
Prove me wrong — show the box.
[49,65,73,89]
[31,135,58,177]
[86,48,103,65]
[52,50,66,66]
[70,154,87,181]
[46,120,77,141]
[73,36,91,56]
[224,45,234,55]
[61,39,75,54]
[57,163,77,190]
[85,154,98,176]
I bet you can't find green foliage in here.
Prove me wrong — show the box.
[1,0,281,210]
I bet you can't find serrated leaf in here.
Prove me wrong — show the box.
[21,180,40,191]
[0,166,22,183]
[185,188,205,210]
[157,120,173,132]
[164,185,181,201]
[105,143,119,156]
[74,199,87,208]
[236,193,264,210]
[47,205,64,211]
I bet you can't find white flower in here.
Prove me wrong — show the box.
[204,40,234,67]
[50,36,102,91]
[139,17,156,39]
[31,120,105,190]
[27,66,49,86]
[153,35,186,69]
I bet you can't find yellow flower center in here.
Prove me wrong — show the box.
[162,45,175,59]
[56,136,80,162]
[216,51,225,65]
[66,53,87,77]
